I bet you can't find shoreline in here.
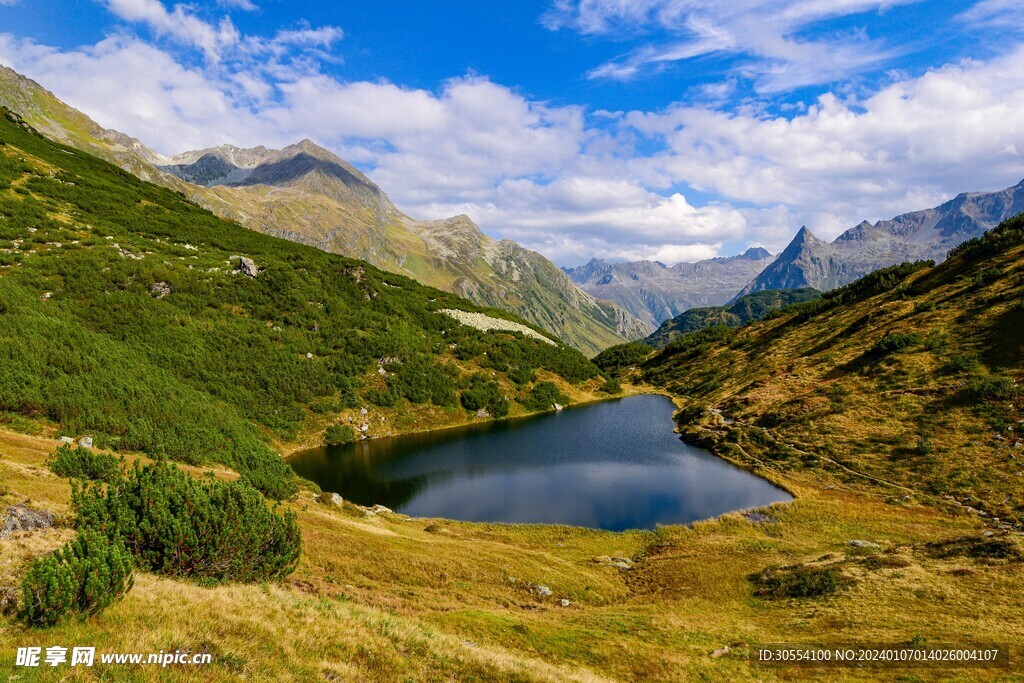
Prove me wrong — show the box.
[280,383,663,460]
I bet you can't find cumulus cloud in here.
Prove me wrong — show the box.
[1,2,1024,267]
[622,48,1024,240]
[544,0,914,92]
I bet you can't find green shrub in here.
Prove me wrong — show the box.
[593,342,652,373]
[867,333,921,357]
[460,375,509,417]
[520,382,569,411]
[970,375,1019,401]
[21,530,134,627]
[598,377,622,394]
[324,424,357,446]
[47,445,120,483]
[944,354,978,374]
[73,461,301,583]
[752,564,849,598]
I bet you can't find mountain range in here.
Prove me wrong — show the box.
[737,180,1024,297]
[564,247,775,329]
[0,64,646,356]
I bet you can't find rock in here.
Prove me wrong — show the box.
[359,424,369,433]
[743,512,773,524]
[306,352,314,360]
[360,408,368,416]
[363,504,392,517]
[594,556,634,570]
[331,493,344,507]
[534,585,553,597]
[56,436,75,445]
[559,599,571,607]
[1,504,55,538]
[476,408,490,418]
[848,540,881,549]
[553,403,563,411]
[236,256,259,277]
[149,281,172,298]
[711,646,730,658]
[78,436,93,449]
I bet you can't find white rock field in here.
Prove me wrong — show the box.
[440,309,556,346]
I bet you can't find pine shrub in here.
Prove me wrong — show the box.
[47,445,121,483]
[21,530,134,627]
[520,382,570,411]
[74,461,301,583]
[324,424,357,446]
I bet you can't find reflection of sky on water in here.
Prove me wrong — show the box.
[290,394,792,531]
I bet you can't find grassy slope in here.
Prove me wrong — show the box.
[645,288,821,349]
[0,109,606,488]
[643,227,1024,526]
[0,66,640,357]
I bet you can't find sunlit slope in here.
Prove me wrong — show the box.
[0,65,645,356]
[645,217,1024,525]
[0,108,605,493]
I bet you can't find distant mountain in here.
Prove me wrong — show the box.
[737,180,1024,298]
[644,288,821,349]
[564,247,775,329]
[0,64,646,355]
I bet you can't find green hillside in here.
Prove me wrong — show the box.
[0,109,601,497]
[643,217,1024,525]
[644,287,820,349]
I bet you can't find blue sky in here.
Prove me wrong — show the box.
[1,0,1023,265]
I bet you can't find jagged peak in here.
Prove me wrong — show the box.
[742,246,772,260]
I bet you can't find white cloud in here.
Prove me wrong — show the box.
[621,48,1024,242]
[101,0,241,60]
[960,0,1024,30]
[218,0,258,10]
[2,6,1024,267]
[545,0,915,92]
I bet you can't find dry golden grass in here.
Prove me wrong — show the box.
[2,422,1022,681]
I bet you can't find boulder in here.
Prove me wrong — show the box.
[236,256,259,278]
[534,585,553,597]
[331,493,344,507]
[149,281,172,298]
[360,408,368,416]
[848,540,881,549]
[553,403,563,411]
[476,408,490,418]
[78,436,93,449]
[56,436,75,445]
[559,599,571,607]
[1,504,55,538]
[711,646,730,658]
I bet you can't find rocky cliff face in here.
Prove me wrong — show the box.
[738,180,1024,297]
[0,64,645,355]
[565,247,775,328]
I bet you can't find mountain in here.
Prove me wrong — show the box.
[564,247,775,329]
[0,107,607,497]
[0,64,645,356]
[738,180,1024,297]
[644,213,1024,527]
[644,287,820,349]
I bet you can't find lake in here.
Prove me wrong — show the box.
[289,394,792,531]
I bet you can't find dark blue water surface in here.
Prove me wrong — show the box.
[289,394,791,531]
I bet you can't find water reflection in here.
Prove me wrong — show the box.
[289,394,791,531]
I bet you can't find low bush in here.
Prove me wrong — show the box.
[593,342,652,373]
[74,460,301,583]
[752,564,850,598]
[324,425,357,446]
[970,375,1019,401]
[460,375,510,418]
[21,530,134,627]
[598,377,622,394]
[867,333,920,357]
[47,445,120,483]
[519,382,569,411]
